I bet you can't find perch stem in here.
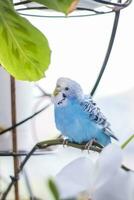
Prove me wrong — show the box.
[2,138,132,199]
[37,138,102,152]
[1,139,102,199]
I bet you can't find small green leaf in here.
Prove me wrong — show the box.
[32,0,79,14]
[48,178,60,200]
[0,0,51,81]
[121,134,134,149]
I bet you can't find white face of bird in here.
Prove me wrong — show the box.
[52,77,84,107]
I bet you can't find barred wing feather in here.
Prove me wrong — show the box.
[80,95,118,141]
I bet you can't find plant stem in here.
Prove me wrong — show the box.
[0,103,51,135]
[121,134,134,149]
[10,76,19,200]
[37,138,102,152]
[1,139,102,199]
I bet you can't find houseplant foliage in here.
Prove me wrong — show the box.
[32,0,79,14]
[0,0,78,81]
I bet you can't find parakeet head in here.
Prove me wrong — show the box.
[52,77,84,106]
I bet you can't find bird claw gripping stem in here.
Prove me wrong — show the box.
[63,138,69,147]
[85,139,97,153]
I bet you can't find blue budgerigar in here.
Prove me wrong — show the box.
[52,77,118,147]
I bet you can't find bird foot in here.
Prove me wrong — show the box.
[85,139,96,153]
[63,139,69,147]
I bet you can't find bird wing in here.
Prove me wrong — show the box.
[80,95,118,140]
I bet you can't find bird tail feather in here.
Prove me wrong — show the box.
[105,127,119,141]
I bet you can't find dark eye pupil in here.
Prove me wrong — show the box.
[65,87,69,91]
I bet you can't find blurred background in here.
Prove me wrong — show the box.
[0,1,134,199]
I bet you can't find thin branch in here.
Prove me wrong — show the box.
[16,10,114,18]
[16,6,104,15]
[90,10,120,96]
[37,138,103,152]
[121,134,134,149]
[10,76,19,200]
[34,84,51,98]
[0,150,54,157]
[1,139,102,199]
[93,0,132,8]
[1,138,133,199]
[1,145,38,200]
[14,0,132,10]
[0,103,51,136]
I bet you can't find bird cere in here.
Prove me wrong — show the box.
[52,77,118,147]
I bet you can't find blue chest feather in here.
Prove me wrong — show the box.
[54,99,111,146]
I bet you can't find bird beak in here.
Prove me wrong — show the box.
[53,87,60,96]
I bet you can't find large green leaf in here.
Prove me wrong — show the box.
[32,0,79,14]
[0,0,51,81]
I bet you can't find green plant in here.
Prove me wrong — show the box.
[0,0,78,81]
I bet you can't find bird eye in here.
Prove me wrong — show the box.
[65,87,69,91]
